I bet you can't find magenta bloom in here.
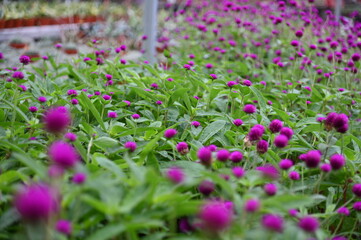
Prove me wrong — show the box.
[176,142,189,155]
[164,129,177,138]
[199,201,233,233]
[48,141,79,169]
[330,154,345,170]
[14,183,58,221]
[289,171,300,180]
[274,134,289,148]
[199,180,215,196]
[244,199,260,213]
[243,104,256,114]
[64,132,77,142]
[132,114,140,119]
[269,119,283,133]
[197,147,212,166]
[43,106,71,134]
[19,55,31,65]
[227,81,237,87]
[256,164,279,179]
[108,112,117,118]
[264,183,277,196]
[232,166,245,178]
[70,99,78,105]
[103,95,111,100]
[262,214,284,232]
[320,163,332,172]
[352,184,361,197]
[257,140,269,154]
[56,219,72,235]
[303,150,321,168]
[229,151,243,163]
[216,149,230,162]
[233,119,243,126]
[279,159,293,170]
[124,141,137,152]
[166,167,185,184]
[72,172,87,184]
[29,106,38,112]
[38,96,47,102]
[191,121,201,127]
[12,71,24,79]
[280,127,293,139]
[298,216,319,233]
[336,207,350,216]
[248,126,264,141]
[353,202,361,211]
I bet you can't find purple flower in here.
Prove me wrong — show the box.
[55,43,62,49]
[166,167,184,184]
[243,79,252,86]
[108,112,117,118]
[199,201,233,233]
[280,127,293,139]
[279,159,293,170]
[262,214,284,232]
[67,89,77,96]
[38,96,47,102]
[199,180,215,196]
[56,219,72,235]
[29,106,38,112]
[209,74,217,79]
[164,129,177,138]
[330,154,345,170]
[103,95,111,100]
[191,121,201,128]
[156,100,163,105]
[233,119,243,126]
[243,104,256,114]
[244,199,260,213]
[216,149,230,162]
[70,99,78,105]
[19,55,31,65]
[264,183,277,196]
[183,64,191,70]
[12,71,24,79]
[43,106,71,134]
[248,126,264,141]
[229,151,243,163]
[64,132,77,142]
[320,163,332,172]
[353,202,361,211]
[132,114,140,119]
[48,141,79,169]
[227,81,237,87]
[303,150,321,168]
[232,166,245,178]
[274,134,289,148]
[257,140,269,154]
[14,183,59,221]
[336,207,350,216]
[124,141,137,152]
[289,171,300,180]
[352,184,361,197]
[269,119,283,133]
[256,164,279,179]
[72,172,87,184]
[197,147,212,166]
[176,142,189,155]
[298,216,319,232]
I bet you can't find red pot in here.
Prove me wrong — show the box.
[9,42,28,49]
[64,48,78,55]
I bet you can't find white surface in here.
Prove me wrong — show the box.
[143,0,158,64]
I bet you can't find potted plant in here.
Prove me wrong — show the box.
[9,39,28,49]
[24,50,40,62]
[64,44,78,55]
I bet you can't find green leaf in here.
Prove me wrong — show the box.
[85,224,125,240]
[249,86,267,112]
[199,120,227,144]
[93,137,119,150]
[78,93,106,131]
[93,153,125,178]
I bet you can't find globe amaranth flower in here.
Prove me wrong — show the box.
[352,184,361,197]
[19,55,31,65]
[48,141,79,169]
[164,129,177,138]
[124,141,137,152]
[248,125,264,141]
[43,106,71,134]
[298,216,319,233]
[72,172,87,184]
[56,219,72,235]
[303,150,321,168]
[103,95,111,100]
[108,112,117,118]
[264,183,277,196]
[191,121,201,128]
[216,149,229,162]
[29,106,38,112]
[64,132,77,142]
[166,167,185,184]
[320,163,332,172]
[274,134,289,148]
[197,147,212,166]
[12,71,24,79]
[227,81,237,87]
[256,164,279,179]
[199,200,233,233]
[232,166,245,178]
[269,119,283,133]
[156,100,163,105]
[14,183,59,221]
[289,171,300,180]
[353,202,361,211]
[262,214,284,232]
[233,119,243,126]
[257,140,269,154]
[336,207,350,216]
[229,151,243,163]
[280,127,293,139]
[131,114,140,119]
[199,180,215,196]
[210,74,217,79]
[38,96,47,102]
[70,99,78,105]
[244,199,260,213]
[243,104,256,114]
[67,89,77,96]
[330,154,345,170]
[176,142,189,155]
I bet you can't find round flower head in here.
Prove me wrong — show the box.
[43,106,71,134]
[227,81,237,87]
[289,171,300,180]
[325,112,338,130]
[264,183,277,196]
[124,141,137,152]
[279,159,293,170]
[14,183,59,221]
[199,180,215,196]
[29,106,38,112]
[244,199,260,213]
[164,129,177,139]
[229,151,243,163]
[199,201,233,233]
[257,140,269,154]
[216,149,229,162]
[72,172,87,184]
[191,121,201,128]
[166,167,185,184]
[70,99,78,105]
[38,96,47,102]
[304,150,321,168]
[262,214,284,233]
[248,126,264,141]
[298,216,319,232]
[64,132,77,142]
[336,207,350,216]
[12,71,24,79]
[19,55,31,65]
[320,163,332,172]
[131,114,140,119]
[176,142,189,155]
[256,164,279,179]
[274,134,289,148]
[56,219,72,235]
[280,127,293,140]
[48,141,79,169]
[243,104,256,114]
[227,164,242,177]
[108,112,117,118]
[330,154,345,170]
[233,119,243,126]
[353,202,361,211]
[197,147,212,166]
[103,95,111,100]
[352,184,361,197]
[269,119,283,133]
